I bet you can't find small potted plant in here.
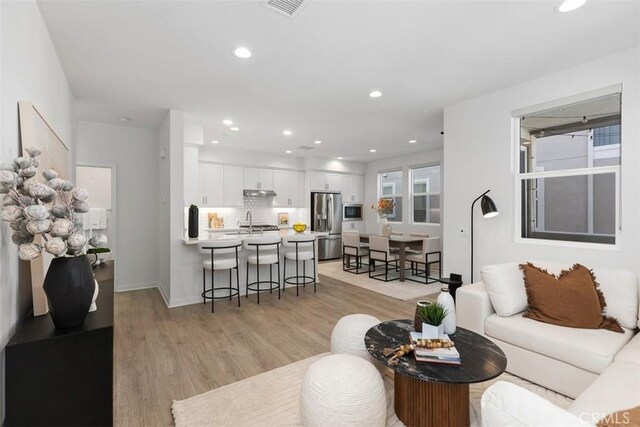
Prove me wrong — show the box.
[417,302,449,339]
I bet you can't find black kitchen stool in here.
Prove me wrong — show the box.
[198,240,242,313]
[244,237,281,303]
[282,235,317,295]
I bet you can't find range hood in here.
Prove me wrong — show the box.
[243,189,277,197]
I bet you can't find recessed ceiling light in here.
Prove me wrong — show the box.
[337,157,344,160]
[222,119,233,126]
[118,116,131,122]
[211,140,220,144]
[283,130,293,136]
[285,150,292,154]
[557,0,586,12]
[230,127,239,131]
[409,140,417,144]
[233,47,252,58]
[314,140,322,144]
[368,90,382,98]
[369,149,377,153]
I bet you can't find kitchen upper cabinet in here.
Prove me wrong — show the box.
[243,168,273,190]
[343,175,364,202]
[310,172,342,192]
[223,166,244,207]
[198,163,224,206]
[273,170,304,207]
[183,147,199,206]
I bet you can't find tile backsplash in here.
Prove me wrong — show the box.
[184,199,309,233]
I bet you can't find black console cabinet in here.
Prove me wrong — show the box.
[5,262,114,426]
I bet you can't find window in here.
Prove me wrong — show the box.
[517,91,621,245]
[411,165,440,224]
[378,170,403,222]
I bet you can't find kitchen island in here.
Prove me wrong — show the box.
[180,229,322,306]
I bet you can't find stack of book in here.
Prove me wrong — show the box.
[409,332,461,365]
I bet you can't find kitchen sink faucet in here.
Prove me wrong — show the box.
[246,211,253,235]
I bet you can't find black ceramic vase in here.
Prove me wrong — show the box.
[188,204,199,238]
[43,255,95,329]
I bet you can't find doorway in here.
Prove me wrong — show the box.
[75,164,117,287]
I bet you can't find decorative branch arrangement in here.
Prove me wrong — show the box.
[371,197,395,217]
[0,148,106,261]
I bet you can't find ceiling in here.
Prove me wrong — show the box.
[37,0,640,162]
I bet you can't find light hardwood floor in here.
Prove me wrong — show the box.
[114,273,434,426]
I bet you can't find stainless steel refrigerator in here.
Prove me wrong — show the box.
[311,192,343,261]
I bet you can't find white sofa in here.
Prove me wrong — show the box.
[457,261,640,425]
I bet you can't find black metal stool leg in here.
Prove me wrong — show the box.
[269,264,273,294]
[229,269,232,301]
[246,261,249,298]
[211,268,215,313]
[202,268,206,305]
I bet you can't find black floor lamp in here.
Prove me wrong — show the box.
[471,189,499,282]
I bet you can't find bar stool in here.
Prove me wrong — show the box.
[342,232,368,274]
[406,237,442,284]
[244,237,281,303]
[283,234,317,295]
[368,236,399,282]
[198,240,242,313]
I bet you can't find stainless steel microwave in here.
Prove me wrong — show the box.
[343,203,363,221]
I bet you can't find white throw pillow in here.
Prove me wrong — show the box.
[591,268,638,330]
[481,263,527,317]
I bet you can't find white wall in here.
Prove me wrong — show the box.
[157,113,171,303]
[157,110,185,306]
[443,48,640,283]
[363,149,444,239]
[76,121,159,291]
[0,0,76,418]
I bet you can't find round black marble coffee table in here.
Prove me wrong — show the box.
[365,319,506,427]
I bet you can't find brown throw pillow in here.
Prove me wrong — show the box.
[520,263,623,333]
[597,405,640,427]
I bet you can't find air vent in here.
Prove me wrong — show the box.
[297,146,315,151]
[265,0,305,17]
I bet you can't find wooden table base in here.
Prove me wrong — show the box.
[394,371,470,427]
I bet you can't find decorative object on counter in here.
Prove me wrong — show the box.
[278,212,289,226]
[293,222,307,233]
[413,300,431,332]
[188,204,199,238]
[437,287,457,335]
[87,247,111,267]
[372,197,394,237]
[417,301,449,339]
[89,278,99,312]
[0,147,98,328]
[86,233,110,267]
[208,212,224,229]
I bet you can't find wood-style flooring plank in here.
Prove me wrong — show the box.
[114,272,436,426]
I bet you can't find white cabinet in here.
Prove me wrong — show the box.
[243,168,273,190]
[273,170,304,207]
[342,175,364,202]
[198,163,224,206]
[223,166,244,207]
[310,172,363,201]
[183,147,199,206]
[310,172,343,192]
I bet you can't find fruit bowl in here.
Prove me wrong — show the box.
[293,223,307,233]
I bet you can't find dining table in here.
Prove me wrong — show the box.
[358,233,424,282]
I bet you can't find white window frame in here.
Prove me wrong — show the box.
[410,164,441,226]
[378,169,403,223]
[513,124,622,251]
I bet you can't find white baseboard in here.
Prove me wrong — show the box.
[157,285,170,307]
[115,282,158,292]
[167,295,202,308]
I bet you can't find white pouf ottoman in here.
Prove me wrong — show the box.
[300,354,387,427]
[331,314,381,363]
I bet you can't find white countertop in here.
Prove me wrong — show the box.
[182,229,324,245]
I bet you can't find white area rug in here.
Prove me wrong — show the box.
[319,261,442,301]
[172,353,572,427]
